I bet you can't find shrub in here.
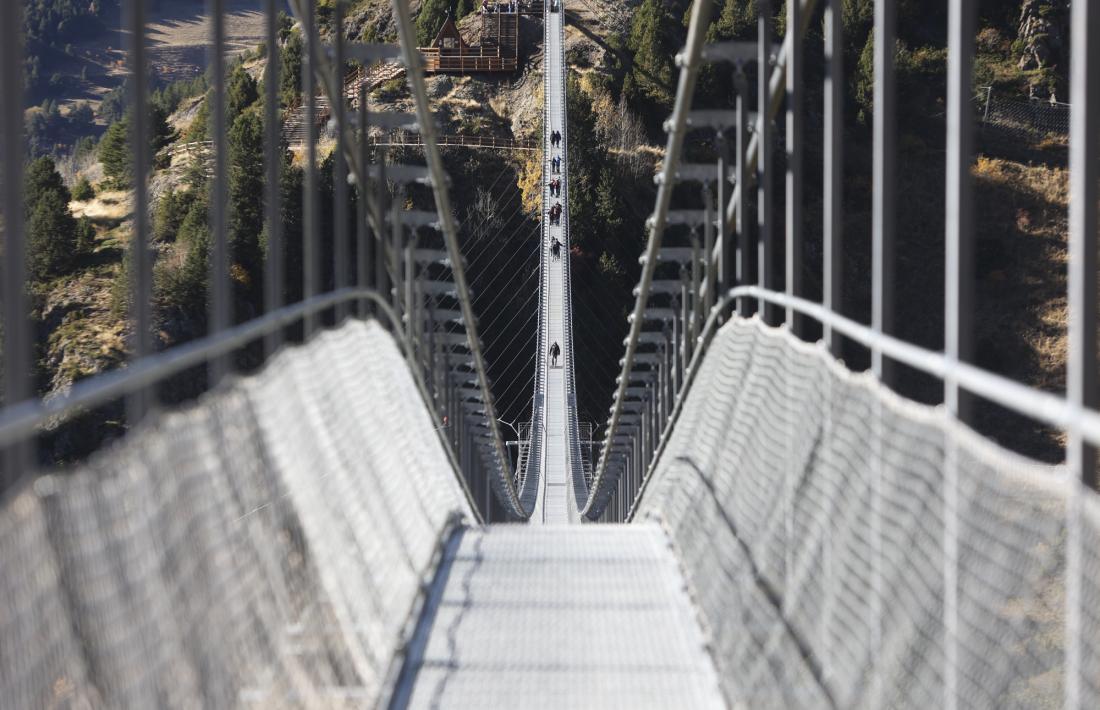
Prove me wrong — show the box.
[71,176,94,201]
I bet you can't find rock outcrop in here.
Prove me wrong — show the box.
[1016,0,1069,98]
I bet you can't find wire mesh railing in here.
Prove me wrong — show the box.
[591,0,1100,706]
[0,0,527,522]
[978,85,1071,140]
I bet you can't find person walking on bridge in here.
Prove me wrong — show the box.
[549,341,561,367]
[551,236,562,261]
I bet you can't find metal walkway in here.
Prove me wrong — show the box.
[528,4,583,524]
[397,524,725,709]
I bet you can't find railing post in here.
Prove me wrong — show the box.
[425,298,438,410]
[735,71,750,319]
[357,82,371,315]
[333,0,350,323]
[1,0,29,487]
[944,1,976,702]
[703,184,716,316]
[302,0,319,337]
[210,0,231,379]
[785,0,803,336]
[375,154,389,311]
[871,0,896,387]
[680,272,692,371]
[716,131,732,296]
[404,230,416,348]
[1066,2,1099,707]
[757,0,775,324]
[264,0,284,355]
[127,0,152,422]
[390,193,403,319]
[671,305,681,395]
[690,230,702,349]
[823,0,843,357]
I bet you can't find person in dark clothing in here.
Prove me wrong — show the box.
[551,236,562,260]
[549,341,560,366]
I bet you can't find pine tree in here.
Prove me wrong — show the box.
[625,0,678,109]
[27,187,77,281]
[280,32,304,107]
[416,0,452,47]
[155,196,211,325]
[75,216,96,254]
[71,176,94,201]
[98,118,131,187]
[227,64,259,127]
[24,157,78,281]
[25,155,69,205]
[153,188,190,243]
[228,105,265,300]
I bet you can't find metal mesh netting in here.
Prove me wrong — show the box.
[0,320,473,709]
[981,91,1070,139]
[636,317,1090,709]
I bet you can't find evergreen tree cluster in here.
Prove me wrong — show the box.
[23,157,93,283]
[143,52,311,345]
[97,104,174,188]
[416,0,463,47]
[22,0,118,96]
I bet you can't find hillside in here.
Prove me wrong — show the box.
[19,0,1078,465]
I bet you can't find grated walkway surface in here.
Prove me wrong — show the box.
[531,0,579,524]
[399,524,725,709]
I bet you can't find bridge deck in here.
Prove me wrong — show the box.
[398,524,725,709]
[531,0,577,523]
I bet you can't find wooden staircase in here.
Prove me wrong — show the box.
[284,62,406,145]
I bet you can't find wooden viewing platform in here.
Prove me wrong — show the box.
[420,9,523,75]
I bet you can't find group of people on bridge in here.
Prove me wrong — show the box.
[549,178,561,197]
[548,201,563,225]
[481,0,523,13]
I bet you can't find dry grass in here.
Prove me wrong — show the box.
[972,154,1071,459]
[70,189,133,222]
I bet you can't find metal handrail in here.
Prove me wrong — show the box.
[554,8,587,516]
[518,0,553,513]
[623,278,1100,520]
[0,288,486,522]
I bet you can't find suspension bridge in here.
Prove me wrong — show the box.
[2,0,1100,708]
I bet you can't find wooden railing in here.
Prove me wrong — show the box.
[421,50,518,73]
[375,130,537,151]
